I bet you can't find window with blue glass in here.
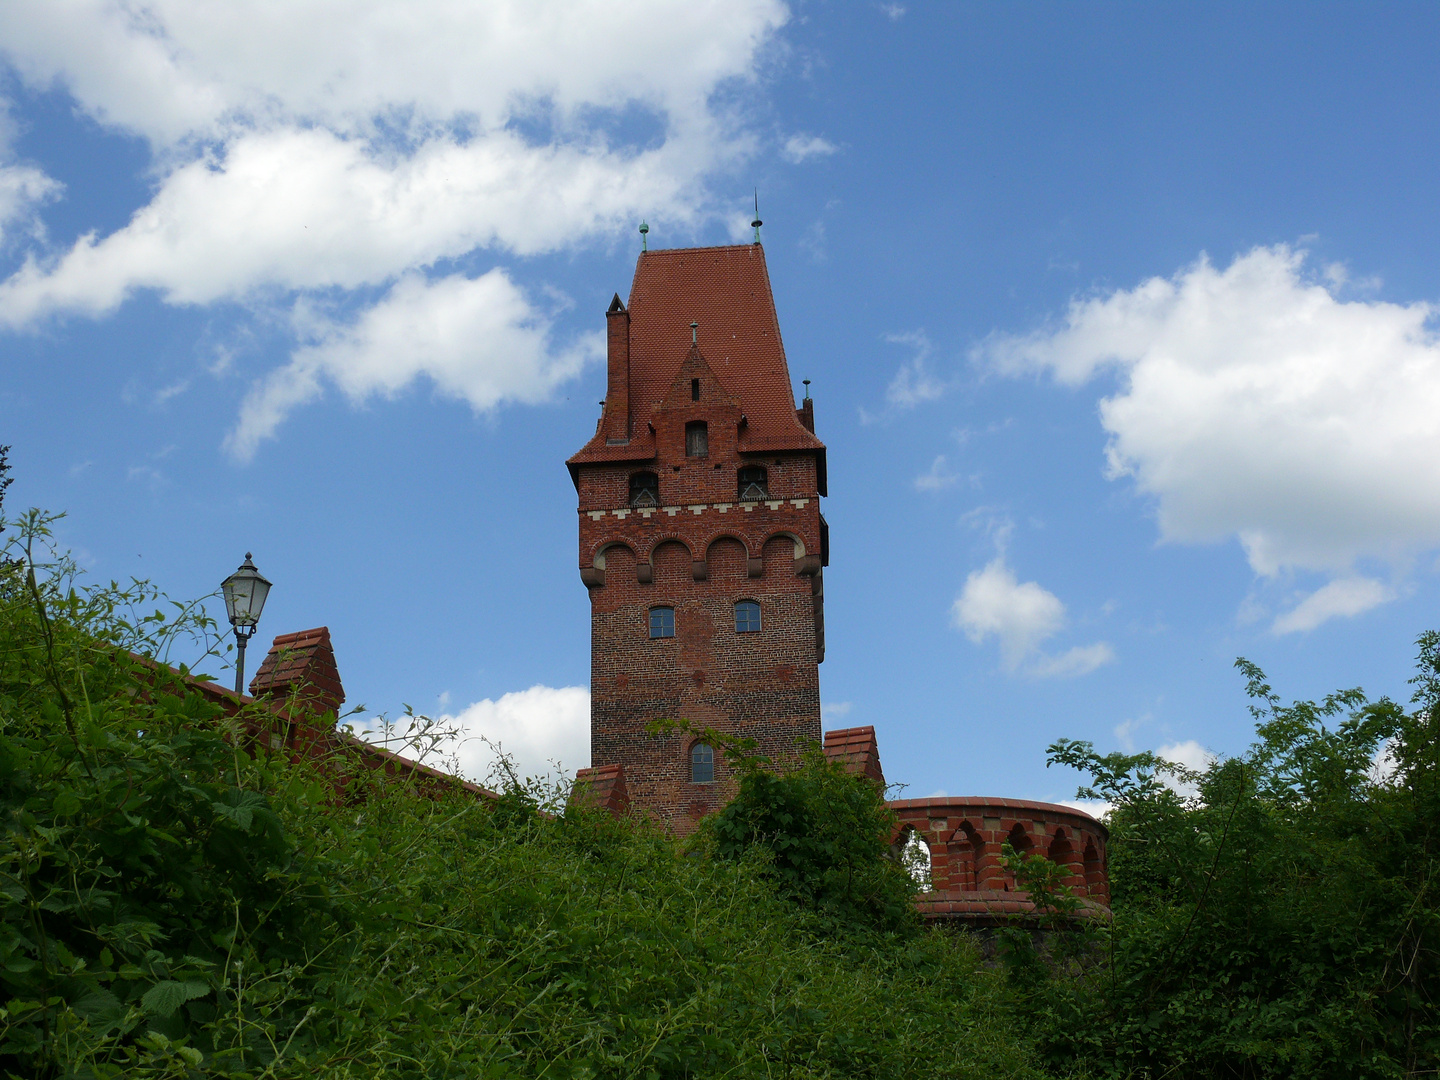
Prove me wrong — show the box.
[735,600,761,633]
[690,742,715,783]
[649,606,675,638]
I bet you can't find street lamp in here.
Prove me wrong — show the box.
[221,553,272,695]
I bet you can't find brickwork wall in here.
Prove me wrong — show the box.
[889,797,1111,921]
[588,526,821,831]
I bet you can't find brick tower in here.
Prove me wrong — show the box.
[567,243,828,830]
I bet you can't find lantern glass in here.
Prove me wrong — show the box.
[221,553,272,628]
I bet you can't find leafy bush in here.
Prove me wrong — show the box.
[0,509,1041,1079]
[1023,645,1440,1078]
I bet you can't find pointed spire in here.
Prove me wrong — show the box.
[751,190,763,244]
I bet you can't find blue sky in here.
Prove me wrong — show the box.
[3,2,1440,803]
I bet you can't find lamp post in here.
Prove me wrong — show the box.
[221,553,272,696]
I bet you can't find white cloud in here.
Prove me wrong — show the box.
[0,1,787,147]
[884,330,945,407]
[821,701,853,720]
[0,123,709,326]
[1270,576,1395,635]
[914,454,959,492]
[1030,643,1116,679]
[952,556,1113,676]
[0,163,60,245]
[227,269,602,458]
[781,134,837,163]
[1156,740,1215,796]
[359,684,590,791]
[880,3,906,21]
[952,557,1066,669]
[0,0,790,442]
[980,245,1440,578]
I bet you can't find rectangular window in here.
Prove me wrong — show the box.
[685,421,708,457]
[735,600,761,633]
[649,607,675,638]
[691,378,700,401]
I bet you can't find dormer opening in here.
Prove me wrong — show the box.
[738,466,768,501]
[685,421,708,457]
[691,378,700,401]
[629,471,659,508]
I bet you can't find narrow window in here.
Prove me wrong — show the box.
[691,378,700,401]
[649,607,675,639]
[629,471,659,508]
[690,742,714,783]
[685,421,708,457]
[737,466,768,501]
[735,600,761,633]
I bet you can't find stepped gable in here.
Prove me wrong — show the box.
[249,626,345,717]
[568,243,825,482]
[823,726,885,787]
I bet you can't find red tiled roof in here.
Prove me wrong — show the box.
[569,244,824,468]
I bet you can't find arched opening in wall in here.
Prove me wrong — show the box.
[1005,823,1034,891]
[893,826,932,891]
[651,540,692,587]
[1048,828,1078,888]
[629,471,659,508]
[950,822,985,892]
[705,536,747,582]
[1083,839,1104,900]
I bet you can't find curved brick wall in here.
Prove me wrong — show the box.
[888,796,1110,923]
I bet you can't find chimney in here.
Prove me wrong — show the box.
[249,626,345,719]
[797,398,815,433]
[604,293,630,442]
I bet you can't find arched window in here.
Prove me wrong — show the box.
[649,607,675,638]
[737,466,767,501]
[685,421,708,457]
[735,600,761,633]
[690,742,714,783]
[629,471,659,508]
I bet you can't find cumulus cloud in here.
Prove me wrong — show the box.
[227,269,601,458]
[781,134,837,163]
[359,684,589,790]
[953,558,1065,668]
[1270,576,1395,635]
[952,557,1114,676]
[0,0,790,440]
[980,245,1440,583]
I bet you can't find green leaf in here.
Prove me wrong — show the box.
[141,979,209,1018]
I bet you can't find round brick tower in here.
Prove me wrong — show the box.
[567,243,828,830]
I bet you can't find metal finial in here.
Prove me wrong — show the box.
[639,220,648,252]
[690,321,698,345]
[802,379,811,401]
[751,190,762,244]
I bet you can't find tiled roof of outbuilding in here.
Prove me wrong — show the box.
[569,244,824,467]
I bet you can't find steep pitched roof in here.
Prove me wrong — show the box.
[569,243,824,469]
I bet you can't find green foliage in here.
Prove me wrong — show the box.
[1028,646,1440,1078]
[0,514,1041,1079]
[657,721,920,938]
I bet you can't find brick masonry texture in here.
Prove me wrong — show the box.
[571,243,825,832]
